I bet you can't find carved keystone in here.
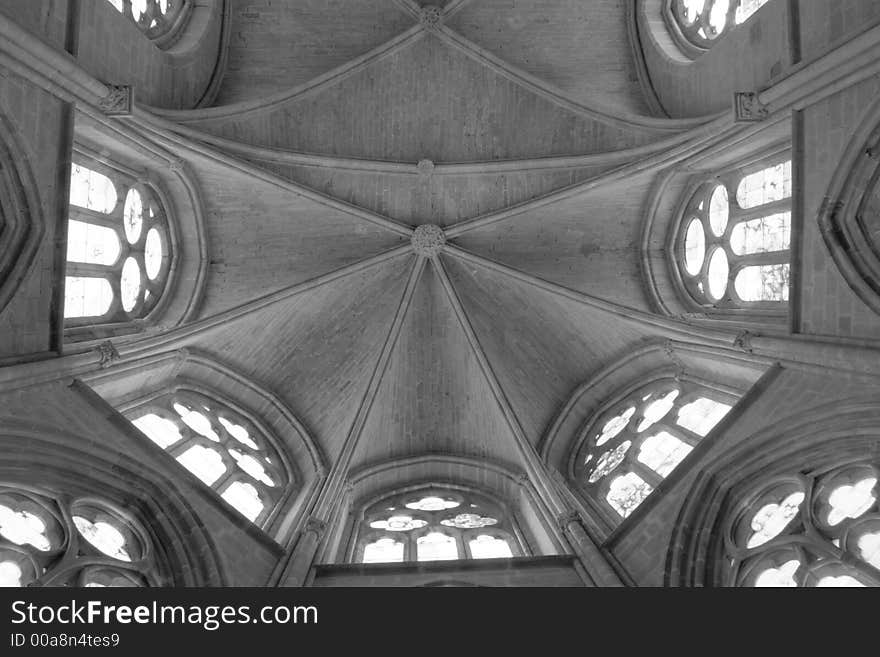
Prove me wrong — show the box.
[98,85,133,116]
[411,224,446,257]
[420,5,443,29]
[733,92,768,123]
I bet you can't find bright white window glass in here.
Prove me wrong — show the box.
[606,472,654,518]
[173,404,220,442]
[72,517,131,562]
[0,505,51,551]
[67,220,120,266]
[176,445,226,486]
[637,431,693,477]
[64,277,113,319]
[680,0,706,24]
[754,559,799,587]
[637,390,679,432]
[706,249,730,300]
[363,538,404,564]
[416,532,459,562]
[735,0,771,25]
[815,575,865,588]
[107,0,125,11]
[131,0,148,19]
[370,516,428,532]
[730,213,791,256]
[405,497,459,512]
[589,441,631,483]
[123,189,144,244]
[708,185,729,236]
[144,228,164,281]
[0,561,22,587]
[120,257,142,312]
[707,0,729,36]
[228,449,275,487]
[826,478,877,526]
[684,220,706,275]
[469,535,513,559]
[132,413,182,448]
[221,482,264,522]
[735,264,790,301]
[857,532,880,569]
[747,492,805,548]
[736,161,792,208]
[69,164,116,214]
[676,398,732,436]
[441,513,498,529]
[219,417,259,450]
[595,407,635,446]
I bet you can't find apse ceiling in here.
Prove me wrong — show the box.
[131,0,721,475]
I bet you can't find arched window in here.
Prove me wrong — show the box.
[0,487,159,587]
[105,0,191,45]
[670,0,771,49]
[128,390,290,527]
[64,159,172,337]
[354,487,524,564]
[575,378,736,525]
[722,463,880,587]
[676,154,791,311]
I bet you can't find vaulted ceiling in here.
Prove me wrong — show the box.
[133,0,724,475]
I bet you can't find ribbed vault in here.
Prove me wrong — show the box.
[118,0,736,526]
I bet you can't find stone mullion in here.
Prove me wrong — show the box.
[729,197,791,224]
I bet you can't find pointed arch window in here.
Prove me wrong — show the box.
[722,463,880,587]
[670,0,771,49]
[354,487,524,564]
[128,390,291,528]
[64,158,173,339]
[676,153,791,312]
[105,0,191,46]
[575,378,737,526]
[0,487,160,587]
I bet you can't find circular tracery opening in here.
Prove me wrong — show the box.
[576,379,735,526]
[0,489,159,588]
[723,465,880,587]
[675,158,792,309]
[670,0,770,49]
[355,487,523,564]
[65,162,172,328]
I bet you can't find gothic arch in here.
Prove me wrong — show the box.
[0,111,45,315]
[640,126,793,329]
[665,399,880,586]
[0,422,228,585]
[63,126,208,345]
[541,341,768,539]
[325,455,568,564]
[818,95,880,315]
[83,348,325,544]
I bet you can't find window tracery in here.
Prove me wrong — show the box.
[128,390,289,526]
[671,0,771,49]
[722,463,880,587]
[355,488,522,564]
[0,488,158,587]
[64,160,172,332]
[105,0,189,43]
[575,379,735,525]
[677,155,791,310]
